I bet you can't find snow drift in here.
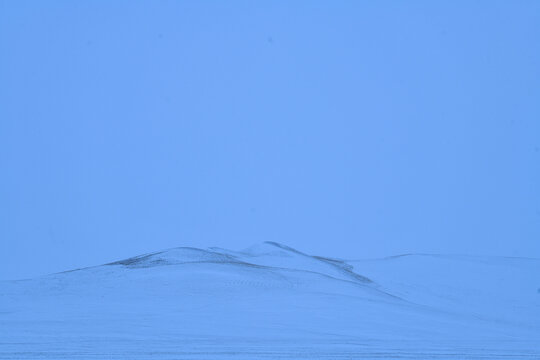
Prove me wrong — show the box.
[1,242,539,359]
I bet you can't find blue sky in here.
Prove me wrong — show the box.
[1,1,539,280]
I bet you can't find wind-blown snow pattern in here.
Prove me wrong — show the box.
[1,242,539,359]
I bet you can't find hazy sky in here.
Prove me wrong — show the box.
[1,1,539,280]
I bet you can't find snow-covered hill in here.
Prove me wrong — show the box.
[1,242,539,359]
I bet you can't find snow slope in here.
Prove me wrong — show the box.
[1,242,539,359]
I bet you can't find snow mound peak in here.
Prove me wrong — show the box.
[107,241,373,285]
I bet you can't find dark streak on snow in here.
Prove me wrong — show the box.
[106,242,374,286]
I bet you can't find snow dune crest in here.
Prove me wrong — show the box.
[107,241,374,285]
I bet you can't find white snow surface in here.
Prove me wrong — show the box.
[1,242,539,359]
